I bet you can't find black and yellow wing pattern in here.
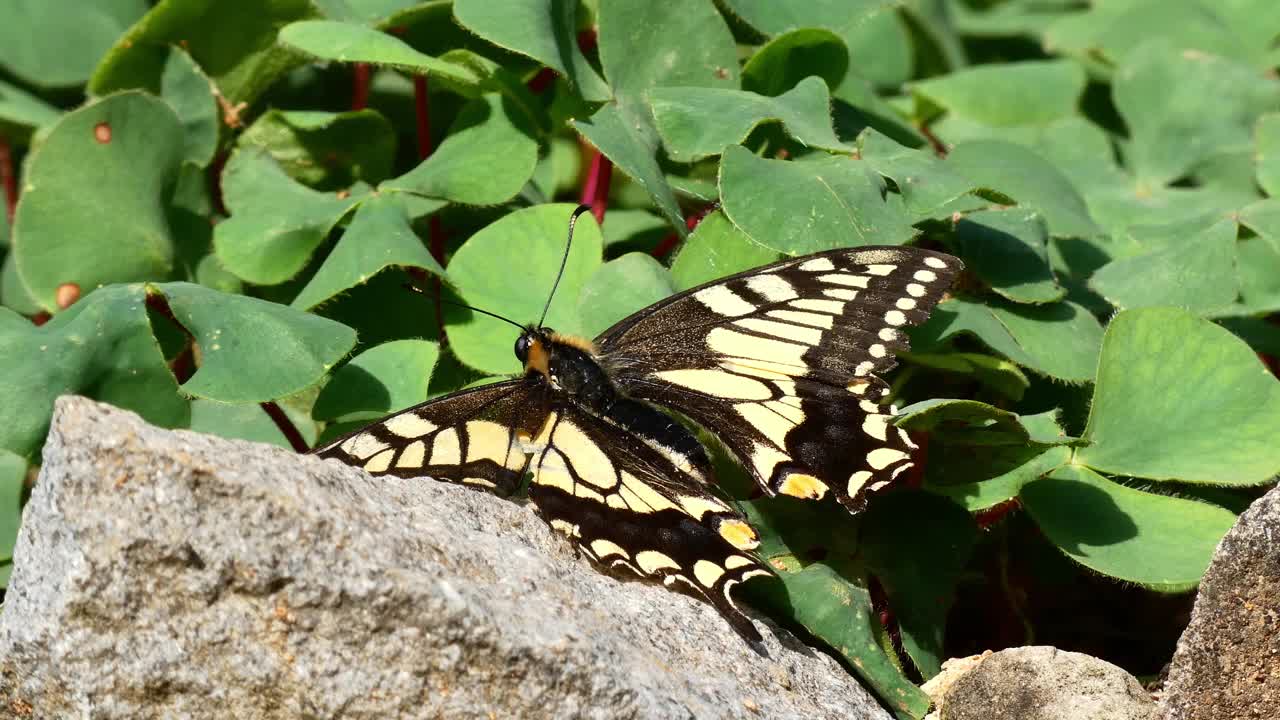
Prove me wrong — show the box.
[315,244,961,642]
[597,246,961,513]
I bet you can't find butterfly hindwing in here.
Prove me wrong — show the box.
[528,403,772,641]
[597,246,960,511]
[314,379,549,494]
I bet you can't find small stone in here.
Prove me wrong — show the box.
[1160,484,1280,720]
[927,646,1155,720]
[0,397,891,720]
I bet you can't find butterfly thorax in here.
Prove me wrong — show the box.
[517,329,616,408]
[516,328,712,479]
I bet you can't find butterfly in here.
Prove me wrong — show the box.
[314,205,962,642]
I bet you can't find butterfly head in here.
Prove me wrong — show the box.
[515,327,553,379]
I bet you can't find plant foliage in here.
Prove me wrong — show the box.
[1,1,1278,716]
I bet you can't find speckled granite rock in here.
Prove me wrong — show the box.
[922,646,1155,720]
[1160,484,1280,720]
[0,397,891,720]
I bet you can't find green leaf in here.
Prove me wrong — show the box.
[577,0,739,237]
[314,0,431,25]
[292,194,443,311]
[151,282,357,402]
[1089,218,1238,315]
[947,140,1101,239]
[955,209,1064,304]
[313,339,439,422]
[925,444,1072,512]
[719,144,915,255]
[0,285,189,457]
[669,211,780,291]
[161,46,219,168]
[453,0,610,102]
[894,398,1074,447]
[0,0,148,88]
[0,78,61,143]
[213,148,366,285]
[382,93,538,206]
[597,0,738,100]
[855,129,978,220]
[188,399,317,449]
[0,448,25,586]
[0,253,39,314]
[572,104,687,236]
[1077,307,1280,485]
[1044,0,1275,69]
[1022,465,1238,591]
[745,556,931,719]
[723,0,913,88]
[91,0,316,107]
[577,253,675,338]
[904,351,1030,402]
[278,19,480,88]
[1256,113,1280,198]
[649,77,851,163]
[238,109,397,189]
[445,204,603,375]
[861,491,978,679]
[913,297,1105,383]
[911,59,1086,130]
[1113,42,1280,186]
[741,28,848,97]
[12,92,185,312]
[600,209,669,253]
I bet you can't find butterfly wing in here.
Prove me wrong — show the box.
[529,401,773,641]
[313,378,550,494]
[596,246,961,512]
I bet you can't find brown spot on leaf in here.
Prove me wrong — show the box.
[94,122,112,144]
[56,282,81,309]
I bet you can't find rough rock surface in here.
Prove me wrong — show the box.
[0,397,891,720]
[924,646,1155,720]
[1160,484,1280,720]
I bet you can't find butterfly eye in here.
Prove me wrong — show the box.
[514,334,532,362]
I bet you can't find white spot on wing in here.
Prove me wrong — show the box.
[735,317,822,345]
[925,256,948,269]
[819,274,870,288]
[746,274,798,302]
[866,264,896,276]
[885,310,907,326]
[383,413,437,438]
[799,257,835,272]
[914,270,937,282]
[867,447,910,470]
[696,285,755,316]
[654,369,773,400]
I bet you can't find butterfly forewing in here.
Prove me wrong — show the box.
[597,246,960,510]
[314,379,549,494]
[529,405,772,641]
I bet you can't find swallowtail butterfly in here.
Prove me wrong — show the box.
[315,205,961,641]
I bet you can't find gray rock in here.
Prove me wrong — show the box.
[927,646,1155,720]
[1160,484,1280,720]
[0,396,890,720]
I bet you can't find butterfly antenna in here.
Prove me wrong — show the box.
[402,283,526,332]
[539,204,594,328]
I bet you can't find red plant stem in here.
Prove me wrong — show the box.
[412,75,448,343]
[580,150,613,224]
[527,68,557,93]
[261,401,310,453]
[351,63,371,110]
[918,123,948,158]
[146,292,310,452]
[0,137,16,224]
[903,431,928,489]
[651,233,680,259]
